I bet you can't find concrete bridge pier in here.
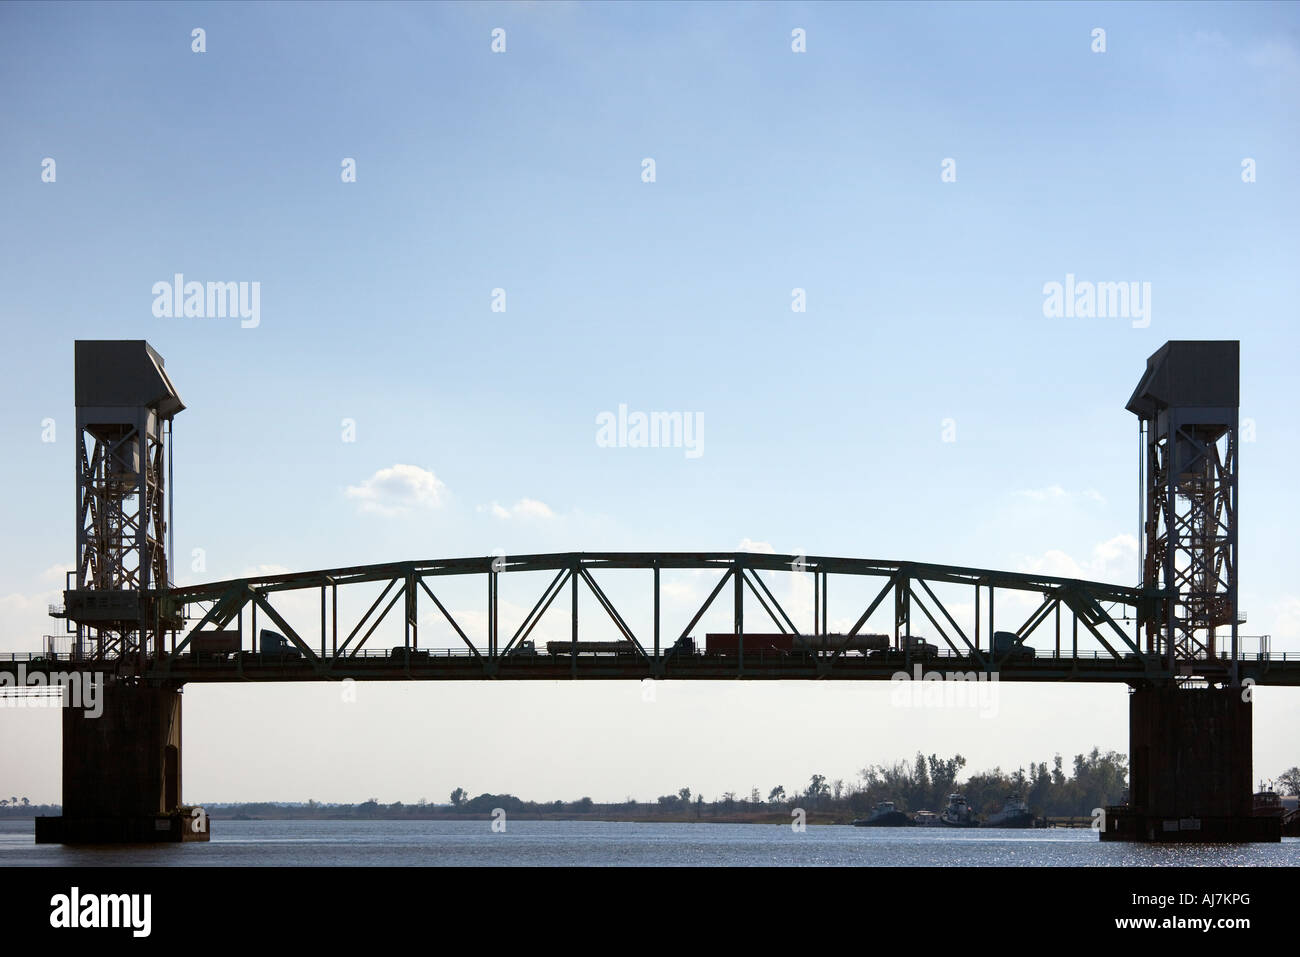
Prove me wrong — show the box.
[1101,686,1278,842]
[35,681,209,843]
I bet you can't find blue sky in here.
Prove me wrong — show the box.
[1,1,1298,804]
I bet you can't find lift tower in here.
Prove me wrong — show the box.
[36,341,206,843]
[1104,341,1273,842]
[64,340,185,664]
[1127,339,1240,684]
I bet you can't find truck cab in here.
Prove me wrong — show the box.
[993,630,1035,659]
[260,629,302,659]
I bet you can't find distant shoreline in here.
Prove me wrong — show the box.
[0,808,845,825]
[1,810,1102,828]
[3,746,1183,826]
[210,811,845,825]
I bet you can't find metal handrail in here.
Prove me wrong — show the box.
[3,649,1296,663]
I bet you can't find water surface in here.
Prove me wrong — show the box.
[4,819,1298,866]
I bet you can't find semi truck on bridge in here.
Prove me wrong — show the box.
[501,633,908,658]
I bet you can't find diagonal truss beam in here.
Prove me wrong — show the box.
[335,578,399,657]
[676,568,734,646]
[248,587,320,666]
[580,568,647,658]
[501,568,570,657]
[417,578,482,660]
[914,578,984,666]
[346,581,406,658]
[742,570,792,634]
[174,589,243,655]
[908,583,965,660]
[833,574,898,661]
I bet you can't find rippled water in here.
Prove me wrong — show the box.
[2,819,1297,866]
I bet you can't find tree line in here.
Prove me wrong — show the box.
[7,760,1295,821]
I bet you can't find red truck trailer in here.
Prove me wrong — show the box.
[189,629,240,656]
[704,633,795,655]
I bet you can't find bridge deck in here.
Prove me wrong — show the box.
[6,651,1300,685]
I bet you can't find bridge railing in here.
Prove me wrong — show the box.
[4,649,1297,663]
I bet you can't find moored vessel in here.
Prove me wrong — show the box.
[982,795,1035,828]
[939,793,978,827]
[852,801,915,827]
[1252,783,1282,817]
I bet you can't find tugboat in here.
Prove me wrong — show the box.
[913,809,942,827]
[1253,782,1283,818]
[852,801,915,827]
[1252,782,1298,836]
[982,795,1035,828]
[939,793,978,827]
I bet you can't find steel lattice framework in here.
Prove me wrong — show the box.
[1144,424,1237,661]
[76,421,168,596]
[1129,341,1240,685]
[124,551,1182,682]
[59,342,184,669]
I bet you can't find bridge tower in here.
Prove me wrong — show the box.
[65,340,185,664]
[1127,339,1240,683]
[36,341,207,843]
[1105,340,1274,842]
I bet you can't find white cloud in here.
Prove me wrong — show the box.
[1265,597,1300,647]
[1016,534,1139,584]
[480,498,556,521]
[660,581,699,605]
[346,464,447,516]
[240,564,293,578]
[39,564,71,585]
[737,538,775,554]
[0,588,63,654]
[0,591,55,618]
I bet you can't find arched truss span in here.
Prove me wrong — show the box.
[145,552,1191,684]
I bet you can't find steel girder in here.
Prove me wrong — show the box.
[69,412,171,665]
[135,551,1186,685]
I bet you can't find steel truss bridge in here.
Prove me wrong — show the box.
[13,339,1297,846]
[16,551,1296,687]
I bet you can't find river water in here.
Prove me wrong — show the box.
[2,819,1298,866]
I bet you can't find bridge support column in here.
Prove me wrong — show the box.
[1100,686,1277,842]
[35,682,209,843]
